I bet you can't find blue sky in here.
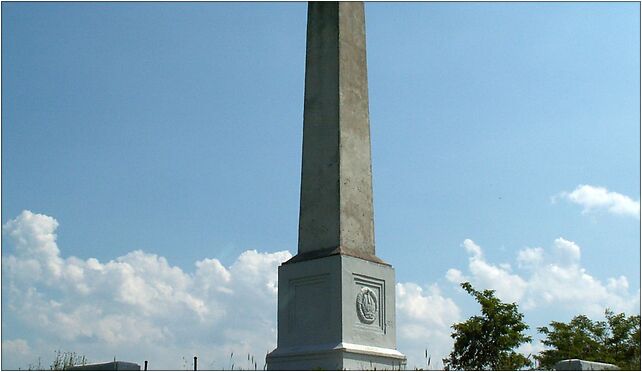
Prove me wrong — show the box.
[2,2,640,370]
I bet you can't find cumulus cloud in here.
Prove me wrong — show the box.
[396,282,461,370]
[558,185,640,219]
[1,339,36,370]
[446,238,639,317]
[2,339,30,357]
[4,210,638,371]
[552,237,580,264]
[457,239,527,303]
[2,210,291,370]
[516,247,543,268]
[1,210,466,370]
[445,268,467,284]
[462,239,482,259]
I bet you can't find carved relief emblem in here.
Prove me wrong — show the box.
[356,287,377,324]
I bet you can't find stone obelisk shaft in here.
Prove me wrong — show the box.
[267,3,406,368]
[295,1,379,263]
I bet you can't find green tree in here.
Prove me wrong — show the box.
[536,310,640,370]
[604,310,641,370]
[443,282,532,370]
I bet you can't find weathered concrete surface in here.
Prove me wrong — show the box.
[294,1,378,263]
[266,344,406,371]
[68,361,140,371]
[267,2,406,370]
[266,255,406,370]
[554,359,620,371]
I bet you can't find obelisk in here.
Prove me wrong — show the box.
[266,2,406,370]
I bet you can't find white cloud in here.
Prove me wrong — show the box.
[552,237,581,264]
[462,239,482,258]
[445,268,467,284]
[2,210,465,371]
[2,339,30,356]
[455,239,527,303]
[2,210,291,370]
[447,238,639,317]
[2,338,31,369]
[396,282,461,370]
[3,210,463,371]
[3,210,638,371]
[607,276,629,293]
[517,247,543,268]
[1,339,32,370]
[516,340,546,362]
[558,184,640,219]
[397,283,460,329]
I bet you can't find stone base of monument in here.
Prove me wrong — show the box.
[266,254,406,370]
[554,359,620,371]
[68,361,140,371]
[266,342,406,370]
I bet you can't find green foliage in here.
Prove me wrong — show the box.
[49,350,88,370]
[536,309,640,370]
[443,282,532,370]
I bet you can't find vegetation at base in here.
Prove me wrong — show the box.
[442,282,532,370]
[441,282,641,371]
[536,309,641,370]
[21,350,88,371]
[51,350,88,371]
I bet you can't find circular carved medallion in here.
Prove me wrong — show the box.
[356,287,378,324]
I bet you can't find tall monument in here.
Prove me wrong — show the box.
[266,2,406,370]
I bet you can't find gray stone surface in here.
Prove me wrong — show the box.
[554,359,620,371]
[295,1,377,263]
[68,361,140,371]
[267,344,405,371]
[267,2,406,369]
[266,255,406,370]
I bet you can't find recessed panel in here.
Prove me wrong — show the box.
[289,274,331,336]
[353,273,385,333]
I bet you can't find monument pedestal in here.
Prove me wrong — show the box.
[266,255,406,370]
